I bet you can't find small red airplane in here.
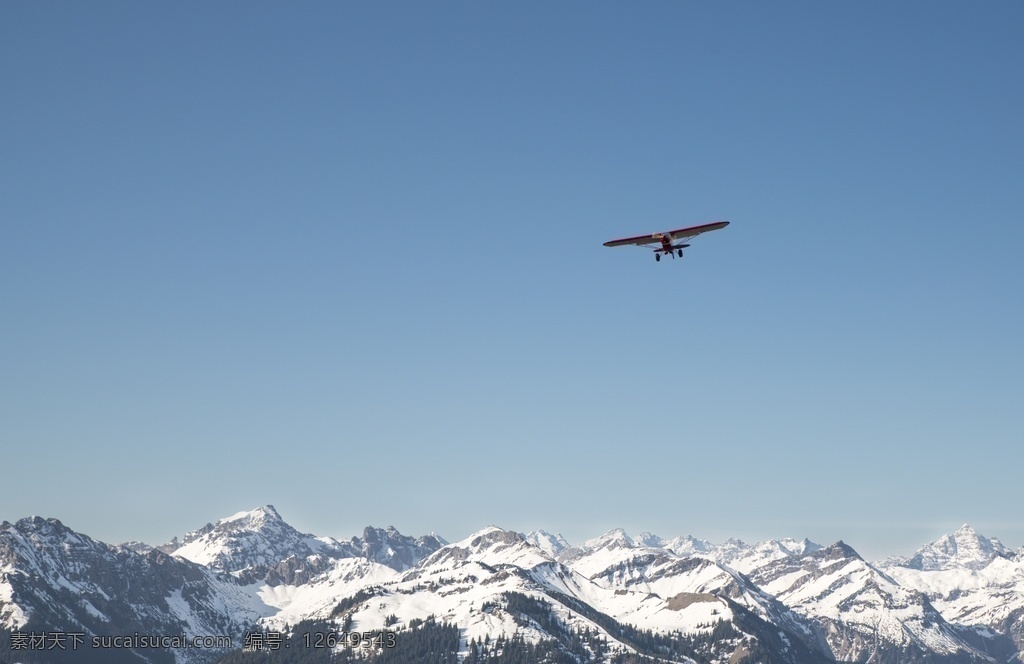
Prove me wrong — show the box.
[603,221,729,262]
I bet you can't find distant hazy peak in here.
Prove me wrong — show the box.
[581,528,636,551]
[662,534,715,556]
[891,524,1010,571]
[633,531,664,548]
[223,504,282,522]
[523,529,571,557]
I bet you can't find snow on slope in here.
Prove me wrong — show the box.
[880,527,1024,657]
[564,527,826,648]
[711,537,823,575]
[171,505,351,575]
[257,557,400,628]
[886,556,1024,629]
[0,567,27,627]
[6,508,1024,664]
[523,529,571,558]
[661,534,716,557]
[291,527,628,652]
[299,525,748,657]
[0,515,272,662]
[749,542,988,662]
[889,525,1013,572]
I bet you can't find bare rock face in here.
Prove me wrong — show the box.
[0,516,261,664]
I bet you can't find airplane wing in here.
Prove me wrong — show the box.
[603,221,729,247]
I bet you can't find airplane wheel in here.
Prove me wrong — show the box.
[655,254,661,262]
[678,249,683,257]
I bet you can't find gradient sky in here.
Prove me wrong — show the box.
[2,2,1022,561]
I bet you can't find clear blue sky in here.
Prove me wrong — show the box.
[2,2,1022,560]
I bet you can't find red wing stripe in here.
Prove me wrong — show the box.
[603,233,662,247]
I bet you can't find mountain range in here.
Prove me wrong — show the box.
[2,506,1022,663]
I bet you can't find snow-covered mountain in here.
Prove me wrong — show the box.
[885,524,1013,572]
[560,526,829,656]
[749,541,987,662]
[333,526,832,663]
[880,526,1024,662]
[2,509,1021,664]
[352,524,446,572]
[710,537,823,574]
[167,505,445,586]
[523,529,572,559]
[169,505,355,585]
[661,533,716,557]
[0,516,268,664]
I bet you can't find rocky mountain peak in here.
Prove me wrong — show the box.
[634,531,664,548]
[662,534,715,556]
[523,530,571,558]
[820,540,862,561]
[353,525,444,571]
[899,524,1010,571]
[583,528,635,551]
[469,526,525,550]
[170,505,322,573]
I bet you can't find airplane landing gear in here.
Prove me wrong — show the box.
[655,248,686,262]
